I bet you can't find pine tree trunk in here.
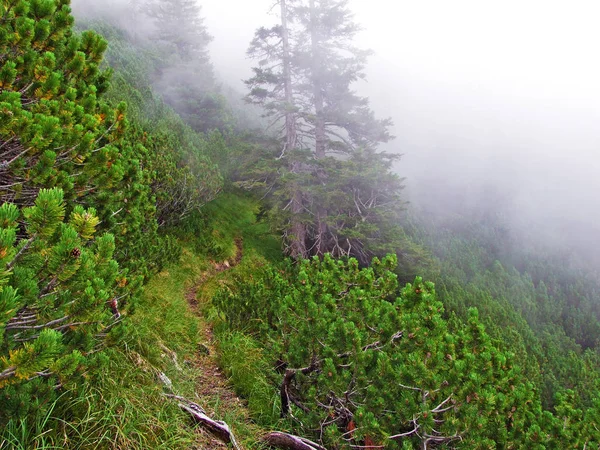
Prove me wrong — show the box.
[281,0,296,154]
[309,0,326,161]
[281,0,307,259]
[310,0,328,256]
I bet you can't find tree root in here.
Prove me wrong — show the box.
[263,431,328,450]
[166,393,330,450]
[165,394,241,450]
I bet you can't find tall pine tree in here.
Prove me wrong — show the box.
[142,0,228,132]
[246,0,310,258]
[245,0,405,264]
[145,0,212,62]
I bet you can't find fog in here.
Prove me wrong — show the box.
[200,0,600,263]
[73,0,600,265]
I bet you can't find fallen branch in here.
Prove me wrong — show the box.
[165,394,240,450]
[263,431,328,450]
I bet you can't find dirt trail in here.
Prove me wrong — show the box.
[185,237,243,310]
[184,238,248,449]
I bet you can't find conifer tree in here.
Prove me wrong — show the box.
[0,0,223,277]
[245,0,405,263]
[0,0,222,422]
[0,188,125,419]
[0,0,115,206]
[145,0,212,62]
[215,255,547,448]
[246,0,309,258]
[142,0,227,132]
[295,0,393,153]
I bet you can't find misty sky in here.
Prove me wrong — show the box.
[202,0,600,249]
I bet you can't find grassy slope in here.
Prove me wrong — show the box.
[194,193,284,430]
[2,246,208,449]
[1,191,280,449]
[94,191,282,450]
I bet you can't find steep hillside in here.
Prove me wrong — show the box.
[2,1,600,449]
[0,1,224,446]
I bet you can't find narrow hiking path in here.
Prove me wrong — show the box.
[180,237,253,449]
[151,195,313,450]
[158,193,283,449]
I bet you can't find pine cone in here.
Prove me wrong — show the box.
[71,248,81,259]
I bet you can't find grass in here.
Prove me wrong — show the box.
[192,191,289,431]
[19,248,212,450]
[214,330,278,424]
[185,190,282,264]
[1,396,64,450]
[74,241,272,450]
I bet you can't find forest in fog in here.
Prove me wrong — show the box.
[1,0,599,448]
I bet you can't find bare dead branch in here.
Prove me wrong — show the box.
[0,366,16,381]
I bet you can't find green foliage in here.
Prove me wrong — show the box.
[2,2,599,450]
[215,330,276,422]
[181,191,281,262]
[0,1,185,278]
[410,214,600,412]
[214,254,555,448]
[76,1,243,134]
[0,188,124,425]
[78,20,224,229]
[1,246,218,450]
[0,1,115,207]
[242,0,422,266]
[0,1,223,445]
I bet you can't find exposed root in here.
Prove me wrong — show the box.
[165,394,241,450]
[263,432,328,450]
